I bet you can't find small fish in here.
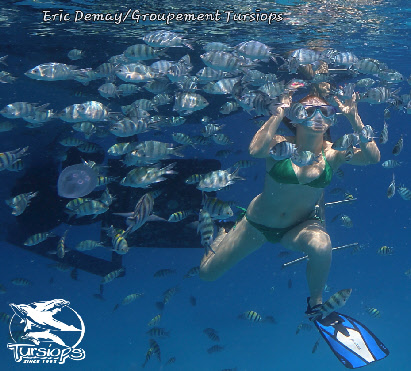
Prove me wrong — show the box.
[312,338,321,354]
[296,323,313,334]
[56,229,70,259]
[189,295,197,306]
[165,357,176,366]
[377,246,394,255]
[398,186,411,200]
[269,141,296,160]
[0,284,6,294]
[332,134,359,151]
[168,210,196,222]
[149,338,161,361]
[184,266,200,278]
[379,121,389,144]
[203,328,220,341]
[233,160,256,169]
[153,269,177,278]
[101,267,125,284]
[332,214,353,228]
[320,289,352,317]
[146,327,170,338]
[291,150,319,167]
[68,49,85,60]
[387,174,395,199]
[365,307,381,318]
[197,210,215,255]
[238,310,262,322]
[207,345,224,354]
[404,269,411,278]
[24,232,56,246]
[392,135,403,156]
[382,160,401,168]
[359,125,375,143]
[75,240,104,251]
[147,314,161,327]
[113,293,144,311]
[285,102,308,123]
[384,108,390,120]
[335,168,344,179]
[356,78,375,88]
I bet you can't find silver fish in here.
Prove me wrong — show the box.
[173,92,209,115]
[387,174,395,199]
[332,134,360,151]
[392,135,403,156]
[359,125,375,143]
[25,63,78,81]
[379,121,389,144]
[269,141,296,160]
[197,168,245,192]
[320,289,352,317]
[291,150,319,167]
[381,160,401,168]
[398,186,411,201]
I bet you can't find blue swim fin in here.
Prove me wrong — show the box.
[314,312,389,369]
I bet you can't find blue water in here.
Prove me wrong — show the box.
[0,0,410,370]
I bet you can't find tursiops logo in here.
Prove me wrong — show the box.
[7,299,85,364]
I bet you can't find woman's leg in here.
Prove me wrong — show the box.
[280,220,332,308]
[200,217,267,281]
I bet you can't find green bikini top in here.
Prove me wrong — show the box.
[268,150,333,188]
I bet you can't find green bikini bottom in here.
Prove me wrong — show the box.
[245,214,321,244]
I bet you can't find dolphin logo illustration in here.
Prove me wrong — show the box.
[9,299,81,334]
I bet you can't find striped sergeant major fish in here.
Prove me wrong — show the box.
[197,168,245,192]
[377,245,394,255]
[114,193,165,236]
[56,229,70,259]
[320,289,352,317]
[381,160,401,168]
[101,267,125,284]
[202,194,234,220]
[0,147,28,170]
[197,209,214,254]
[24,232,56,246]
[387,174,395,199]
[168,210,196,222]
[379,121,389,144]
[398,186,411,200]
[6,191,38,216]
[238,310,263,322]
[269,141,296,160]
[67,200,109,219]
[392,135,403,156]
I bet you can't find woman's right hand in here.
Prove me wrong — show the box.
[333,93,359,120]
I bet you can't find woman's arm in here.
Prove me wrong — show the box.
[333,94,380,166]
[249,107,285,158]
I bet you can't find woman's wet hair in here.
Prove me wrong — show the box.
[298,95,330,106]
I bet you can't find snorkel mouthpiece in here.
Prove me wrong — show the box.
[305,120,329,130]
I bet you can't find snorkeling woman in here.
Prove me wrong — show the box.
[199,92,380,316]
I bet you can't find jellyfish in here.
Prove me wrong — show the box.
[57,164,98,198]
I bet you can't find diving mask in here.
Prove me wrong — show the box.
[303,104,336,120]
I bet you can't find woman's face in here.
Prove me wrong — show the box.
[303,109,332,132]
[298,103,335,133]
